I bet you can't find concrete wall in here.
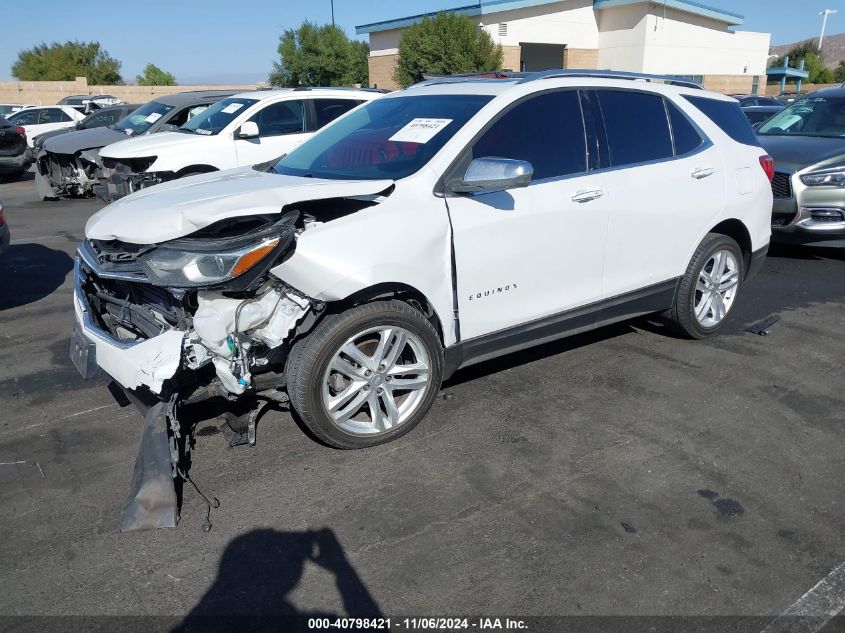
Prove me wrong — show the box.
[502,46,522,72]
[640,6,770,76]
[0,77,261,107]
[480,0,599,48]
[368,55,399,91]
[564,48,599,69]
[597,3,649,72]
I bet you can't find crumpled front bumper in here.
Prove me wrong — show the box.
[93,169,163,203]
[71,257,185,394]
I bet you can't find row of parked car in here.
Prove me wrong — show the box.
[0,88,384,203]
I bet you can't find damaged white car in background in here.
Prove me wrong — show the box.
[71,72,772,529]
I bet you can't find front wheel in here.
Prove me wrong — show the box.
[287,301,444,449]
[668,233,743,339]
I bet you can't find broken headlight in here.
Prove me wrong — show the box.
[141,238,280,288]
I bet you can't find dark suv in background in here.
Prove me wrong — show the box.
[0,116,32,182]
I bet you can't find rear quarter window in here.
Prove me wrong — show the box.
[684,95,759,146]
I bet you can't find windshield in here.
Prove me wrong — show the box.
[273,94,493,180]
[180,97,258,135]
[758,95,845,138]
[0,106,16,117]
[115,101,175,136]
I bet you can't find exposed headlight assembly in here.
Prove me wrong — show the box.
[800,168,845,187]
[142,238,281,288]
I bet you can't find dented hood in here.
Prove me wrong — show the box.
[43,126,130,155]
[85,166,393,244]
[100,130,209,159]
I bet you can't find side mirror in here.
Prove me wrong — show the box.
[237,121,259,139]
[448,157,533,194]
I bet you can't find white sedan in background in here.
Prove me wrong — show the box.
[8,106,85,147]
[95,88,383,201]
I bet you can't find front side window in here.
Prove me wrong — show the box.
[115,101,175,136]
[9,109,39,125]
[312,99,362,130]
[472,90,587,180]
[597,90,674,166]
[274,94,493,181]
[181,97,258,135]
[248,100,306,137]
[757,94,845,139]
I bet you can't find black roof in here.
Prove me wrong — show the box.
[152,90,241,107]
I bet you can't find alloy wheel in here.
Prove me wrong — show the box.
[694,249,739,328]
[321,326,431,436]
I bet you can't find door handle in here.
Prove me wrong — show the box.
[571,189,605,203]
[691,167,715,179]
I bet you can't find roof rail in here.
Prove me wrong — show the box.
[517,69,704,90]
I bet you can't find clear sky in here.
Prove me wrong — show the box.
[0,0,840,84]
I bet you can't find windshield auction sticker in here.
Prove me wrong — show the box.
[221,103,245,114]
[389,118,453,143]
[144,112,163,123]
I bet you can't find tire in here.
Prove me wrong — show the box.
[287,300,444,449]
[668,233,743,339]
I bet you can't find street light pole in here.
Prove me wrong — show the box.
[819,9,837,50]
[331,0,335,27]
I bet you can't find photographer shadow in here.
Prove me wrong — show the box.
[174,528,382,633]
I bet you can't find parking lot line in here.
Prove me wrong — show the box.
[761,560,845,633]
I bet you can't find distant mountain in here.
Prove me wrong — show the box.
[770,33,845,68]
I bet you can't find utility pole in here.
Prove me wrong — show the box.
[819,9,837,50]
[331,0,335,26]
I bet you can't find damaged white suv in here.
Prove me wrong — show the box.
[73,71,773,450]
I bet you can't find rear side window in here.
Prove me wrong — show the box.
[312,99,361,129]
[684,95,759,146]
[666,101,706,155]
[472,90,587,180]
[597,90,673,166]
[250,100,306,137]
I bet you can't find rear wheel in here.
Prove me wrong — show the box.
[287,301,444,449]
[668,233,743,339]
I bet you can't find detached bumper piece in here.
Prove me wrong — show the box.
[120,400,180,531]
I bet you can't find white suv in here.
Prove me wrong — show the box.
[94,87,383,202]
[73,71,773,450]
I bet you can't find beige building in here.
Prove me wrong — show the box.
[357,0,771,93]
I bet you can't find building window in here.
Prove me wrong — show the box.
[498,23,507,37]
[751,75,760,95]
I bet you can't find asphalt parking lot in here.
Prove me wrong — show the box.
[0,170,843,630]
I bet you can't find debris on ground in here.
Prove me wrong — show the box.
[744,314,782,336]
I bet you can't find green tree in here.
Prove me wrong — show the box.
[393,12,503,88]
[834,60,845,83]
[136,63,176,86]
[269,21,369,87]
[11,41,122,84]
[769,41,833,84]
